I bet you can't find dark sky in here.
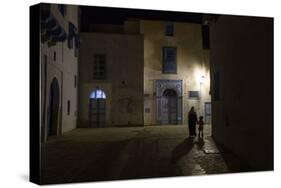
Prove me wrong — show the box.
[80,5,203,32]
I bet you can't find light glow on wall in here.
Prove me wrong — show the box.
[195,66,207,85]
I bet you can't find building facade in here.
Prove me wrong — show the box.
[141,20,211,125]
[78,19,211,127]
[78,31,144,127]
[40,4,80,142]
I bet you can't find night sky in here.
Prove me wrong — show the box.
[80,5,203,32]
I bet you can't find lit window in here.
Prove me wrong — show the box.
[93,54,106,80]
[90,89,106,99]
[163,47,177,73]
[165,22,174,36]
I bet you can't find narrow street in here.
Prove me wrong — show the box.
[41,125,251,184]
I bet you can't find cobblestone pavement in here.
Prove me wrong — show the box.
[41,125,252,184]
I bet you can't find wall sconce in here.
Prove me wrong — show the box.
[200,75,205,84]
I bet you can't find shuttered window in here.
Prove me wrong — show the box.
[163,47,177,73]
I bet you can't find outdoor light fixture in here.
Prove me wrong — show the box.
[200,75,205,84]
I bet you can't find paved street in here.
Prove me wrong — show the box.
[41,125,252,184]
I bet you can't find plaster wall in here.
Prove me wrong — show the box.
[210,16,273,170]
[141,20,211,125]
[40,4,79,141]
[78,32,144,127]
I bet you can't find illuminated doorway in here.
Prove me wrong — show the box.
[89,89,106,127]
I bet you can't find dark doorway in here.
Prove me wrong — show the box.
[89,89,106,127]
[47,78,60,138]
[162,89,178,124]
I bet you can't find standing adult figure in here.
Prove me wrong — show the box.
[188,106,198,136]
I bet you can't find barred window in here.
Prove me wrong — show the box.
[93,54,106,80]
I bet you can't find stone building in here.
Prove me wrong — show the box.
[40,4,80,142]
[209,15,273,170]
[78,19,211,127]
[78,28,144,127]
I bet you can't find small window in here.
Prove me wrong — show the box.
[67,100,70,115]
[165,22,174,36]
[68,37,73,49]
[163,47,177,73]
[53,51,56,61]
[93,54,106,80]
[74,75,77,88]
[44,55,47,64]
[145,108,150,113]
[202,25,210,49]
[189,91,199,99]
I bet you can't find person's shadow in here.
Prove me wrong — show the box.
[170,137,195,164]
[195,137,205,150]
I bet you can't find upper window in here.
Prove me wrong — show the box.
[165,22,174,36]
[93,54,106,80]
[163,47,177,73]
[202,25,210,49]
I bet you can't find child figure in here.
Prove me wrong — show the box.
[197,116,204,138]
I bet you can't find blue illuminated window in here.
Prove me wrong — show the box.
[90,89,106,99]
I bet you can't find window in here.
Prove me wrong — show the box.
[93,54,106,80]
[53,51,56,61]
[67,100,70,115]
[163,47,177,73]
[189,91,199,99]
[165,22,174,36]
[74,75,77,88]
[90,89,106,99]
[68,37,73,49]
[202,25,210,49]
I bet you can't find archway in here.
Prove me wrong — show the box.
[47,78,60,138]
[156,80,183,125]
[162,89,178,124]
[89,89,106,127]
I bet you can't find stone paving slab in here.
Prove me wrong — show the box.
[41,125,251,184]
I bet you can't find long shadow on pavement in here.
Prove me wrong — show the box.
[170,136,195,164]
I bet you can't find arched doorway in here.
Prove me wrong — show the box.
[47,78,60,138]
[89,89,106,127]
[162,89,178,124]
[156,80,183,125]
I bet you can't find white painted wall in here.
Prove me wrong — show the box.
[40,4,79,142]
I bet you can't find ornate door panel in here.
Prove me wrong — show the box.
[156,80,183,125]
